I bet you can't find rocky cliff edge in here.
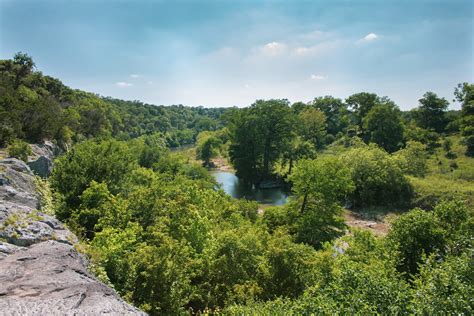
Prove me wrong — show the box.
[0,157,145,315]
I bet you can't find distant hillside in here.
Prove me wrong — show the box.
[0,52,230,148]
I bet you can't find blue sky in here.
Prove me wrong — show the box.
[1,0,472,109]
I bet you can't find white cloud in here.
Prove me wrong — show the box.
[260,41,286,56]
[358,33,379,43]
[244,84,250,89]
[116,82,133,87]
[293,40,344,57]
[147,81,153,85]
[310,74,326,80]
[130,74,139,78]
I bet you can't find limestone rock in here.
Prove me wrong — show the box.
[0,241,146,315]
[0,156,146,315]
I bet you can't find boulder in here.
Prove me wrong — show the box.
[27,156,53,178]
[0,241,146,315]
[28,141,59,178]
[0,156,146,315]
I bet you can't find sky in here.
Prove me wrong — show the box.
[0,0,473,110]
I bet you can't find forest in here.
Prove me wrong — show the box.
[1,52,473,314]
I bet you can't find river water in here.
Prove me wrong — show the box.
[211,170,288,206]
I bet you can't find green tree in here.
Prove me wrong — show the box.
[290,157,353,213]
[411,253,474,314]
[387,208,445,275]
[229,99,294,183]
[341,145,412,207]
[298,107,327,149]
[414,91,449,133]
[12,52,35,88]
[363,103,404,152]
[395,141,428,177]
[312,96,349,137]
[196,131,222,167]
[282,136,316,175]
[51,139,138,218]
[454,82,474,156]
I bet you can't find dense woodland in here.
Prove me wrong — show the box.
[1,53,473,314]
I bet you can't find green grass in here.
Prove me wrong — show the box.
[407,135,474,210]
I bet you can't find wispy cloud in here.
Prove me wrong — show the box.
[260,41,286,56]
[310,74,326,80]
[358,33,379,43]
[293,40,343,57]
[130,74,139,78]
[116,82,133,87]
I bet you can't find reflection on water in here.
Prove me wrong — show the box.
[211,171,288,205]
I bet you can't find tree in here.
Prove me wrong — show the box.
[229,99,294,183]
[298,108,327,149]
[345,92,380,127]
[454,82,474,156]
[282,136,316,175]
[196,131,222,167]
[51,139,138,218]
[12,52,35,88]
[340,145,413,208]
[415,92,449,133]
[312,96,349,137]
[395,141,428,177]
[363,103,404,152]
[387,208,445,275]
[290,157,353,213]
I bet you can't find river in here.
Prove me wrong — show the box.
[211,170,288,206]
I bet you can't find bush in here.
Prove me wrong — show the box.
[341,145,413,208]
[387,208,445,275]
[6,139,32,162]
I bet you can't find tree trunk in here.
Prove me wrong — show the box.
[300,193,308,213]
[263,138,271,177]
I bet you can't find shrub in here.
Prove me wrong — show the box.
[341,145,413,208]
[6,139,32,162]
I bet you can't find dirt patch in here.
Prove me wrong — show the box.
[210,157,234,172]
[344,210,391,236]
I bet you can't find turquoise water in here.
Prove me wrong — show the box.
[211,171,288,205]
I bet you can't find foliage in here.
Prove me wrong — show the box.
[341,145,413,208]
[297,107,327,149]
[454,82,474,156]
[0,53,228,147]
[387,200,473,275]
[363,103,404,153]
[290,157,353,210]
[229,99,294,183]
[196,131,223,166]
[395,141,428,177]
[311,96,349,137]
[6,139,32,162]
[414,91,449,133]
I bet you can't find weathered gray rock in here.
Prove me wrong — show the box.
[27,156,53,178]
[27,141,59,178]
[0,156,146,315]
[0,241,146,315]
[0,158,38,209]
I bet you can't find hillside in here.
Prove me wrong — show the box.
[0,153,144,315]
[0,53,473,315]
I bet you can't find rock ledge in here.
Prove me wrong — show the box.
[0,157,145,315]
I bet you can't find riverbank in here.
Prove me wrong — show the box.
[209,156,390,236]
[210,156,234,172]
